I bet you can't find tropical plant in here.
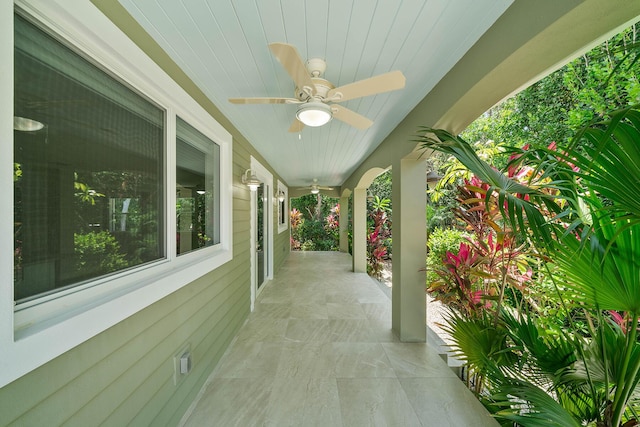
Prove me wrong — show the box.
[74,231,129,280]
[458,23,640,153]
[416,105,640,426]
[426,227,467,286]
[290,195,340,251]
[366,196,391,278]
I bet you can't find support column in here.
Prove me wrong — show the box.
[352,188,367,273]
[339,195,350,253]
[392,157,427,342]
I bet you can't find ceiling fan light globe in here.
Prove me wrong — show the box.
[296,102,332,127]
[311,188,320,194]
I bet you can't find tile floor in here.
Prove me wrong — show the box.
[181,251,498,426]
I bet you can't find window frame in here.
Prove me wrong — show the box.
[277,180,288,234]
[1,0,233,388]
[176,115,222,254]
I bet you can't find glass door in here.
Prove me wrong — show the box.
[256,183,268,289]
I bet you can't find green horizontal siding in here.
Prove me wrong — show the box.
[1,200,252,426]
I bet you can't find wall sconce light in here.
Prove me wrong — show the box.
[242,169,261,191]
[276,190,286,202]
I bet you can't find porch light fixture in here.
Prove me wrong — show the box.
[296,101,332,127]
[276,190,285,202]
[426,170,442,189]
[14,116,45,132]
[367,190,374,202]
[242,169,261,191]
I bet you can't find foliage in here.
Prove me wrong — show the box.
[13,163,22,182]
[290,208,303,250]
[426,167,536,319]
[74,231,129,280]
[415,23,640,427]
[364,171,394,279]
[366,197,391,277]
[459,23,640,151]
[368,169,392,208]
[290,195,340,251]
[74,173,105,205]
[426,186,458,233]
[418,105,640,426]
[426,227,467,286]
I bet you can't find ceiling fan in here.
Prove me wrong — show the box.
[298,179,333,194]
[229,43,406,132]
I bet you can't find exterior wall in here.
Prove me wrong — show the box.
[0,2,290,425]
[0,147,264,426]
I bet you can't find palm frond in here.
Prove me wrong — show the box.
[554,221,640,312]
[488,373,582,427]
[559,107,640,221]
[416,127,562,249]
[501,310,577,378]
[441,310,517,374]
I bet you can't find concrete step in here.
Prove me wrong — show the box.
[427,326,466,378]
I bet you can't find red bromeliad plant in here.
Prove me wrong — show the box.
[290,208,303,250]
[428,172,534,320]
[419,107,640,426]
[367,201,391,278]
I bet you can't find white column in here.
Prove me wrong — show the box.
[339,195,350,253]
[352,188,367,273]
[392,158,427,342]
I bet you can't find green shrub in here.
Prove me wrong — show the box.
[74,231,129,279]
[426,227,467,286]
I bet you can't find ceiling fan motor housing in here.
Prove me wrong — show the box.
[295,77,334,101]
[306,57,326,77]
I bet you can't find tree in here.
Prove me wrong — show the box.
[460,23,640,151]
[290,194,340,251]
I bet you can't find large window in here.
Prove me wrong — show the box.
[176,117,220,255]
[3,3,232,388]
[14,13,165,302]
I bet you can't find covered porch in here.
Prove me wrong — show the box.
[3,1,640,425]
[181,251,496,426]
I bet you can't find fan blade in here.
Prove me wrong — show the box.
[331,105,373,130]
[269,43,316,97]
[288,118,305,133]
[229,97,298,104]
[327,70,405,102]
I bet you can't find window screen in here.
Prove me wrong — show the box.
[14,13,165,302]
[176,117,220,255]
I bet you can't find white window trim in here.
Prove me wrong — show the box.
[277,180,288,234]
[249,156,273,311]
[1,0,233,388]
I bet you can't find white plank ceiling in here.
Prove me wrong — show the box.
[119,0,513,188]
